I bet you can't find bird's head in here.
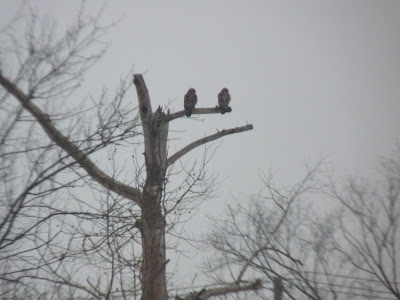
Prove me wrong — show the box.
[221,88,229,92]
[188,88,196,94]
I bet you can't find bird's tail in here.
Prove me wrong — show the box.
[185,108,192,117]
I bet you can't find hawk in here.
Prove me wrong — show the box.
[184,88,197,117]
[218,88,231,114]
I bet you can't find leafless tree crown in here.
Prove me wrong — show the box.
[0,7,255,300]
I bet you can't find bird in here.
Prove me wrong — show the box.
[218,88,231,114]
[184,88,197,117]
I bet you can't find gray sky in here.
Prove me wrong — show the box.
[2,0,400,292]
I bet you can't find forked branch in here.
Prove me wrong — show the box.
[167,124,253,167]
[0,74,142,205]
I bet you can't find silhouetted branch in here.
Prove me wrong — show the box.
[0,74,142,205]
[167,124,253,167]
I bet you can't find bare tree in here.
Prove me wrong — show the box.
[0,6,255,300]
[205,162,329,299]
[325,148,400,299]
[207,150,400,299]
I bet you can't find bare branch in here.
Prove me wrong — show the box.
[133,74,153,121]
[0,74,142,205]
[167,124,253,167]
[167,106,232,122]
[176,279,262,300]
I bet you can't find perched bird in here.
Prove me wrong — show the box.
[218,88,231,114]
[184,88,197,117]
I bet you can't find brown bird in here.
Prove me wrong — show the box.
[218,88,231,114]
[184,88,197,117]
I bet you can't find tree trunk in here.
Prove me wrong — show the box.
[134,75,169,300]
[273,277,283,300]
[140,118,169,299]
[132,74,253,299]
[141,191,167,300]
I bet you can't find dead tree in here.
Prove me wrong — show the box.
[0,6,259,298]
[0,70,254,299]
[133,75,253,299]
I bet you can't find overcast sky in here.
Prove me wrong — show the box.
[1,0,400,292]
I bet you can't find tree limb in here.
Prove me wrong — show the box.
[167,106,232,122]
[133,74,153,121]
[0,74,142,205]
[176,279,262,300]
[167,124,253,167]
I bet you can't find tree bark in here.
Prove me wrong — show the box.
[273,277,283,300]
[134,75,169,300]
[140,190,168,300]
